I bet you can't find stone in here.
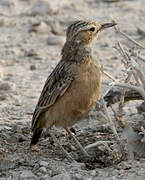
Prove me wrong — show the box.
[11,124,22,133]
[0,82,15,91]
[0,158,15,171]
[0,95,6,101]
[39,166,47,174]
[30,21,49,33]
[18,135,27,142]
[47,36,65,46]
[39,161,48,167]
[26,49,40,57]
[41,174,51,180]
[33,163,40,171]
[0,66,3,79]
[75,173,82,179]
[30,64,37,70]
[20,170,36,179]
[137,102,145,113]
[7,176,12,180]
[36,172,42,177]
[51,173,71,180]
[90,170,97,176]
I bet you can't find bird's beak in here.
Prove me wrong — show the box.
[100,22,117,31]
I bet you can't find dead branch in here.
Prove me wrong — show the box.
[85,141,113,150]
[104,88,143,106]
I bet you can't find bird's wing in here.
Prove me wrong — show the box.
[31,60,74,131]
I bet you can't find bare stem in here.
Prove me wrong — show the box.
[115,26,145,50]
[101,98,120,142]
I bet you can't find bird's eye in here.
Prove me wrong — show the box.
[89,27,95,32]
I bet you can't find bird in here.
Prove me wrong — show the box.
[30,20,116,162]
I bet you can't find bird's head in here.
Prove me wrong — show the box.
[66,20,117,45]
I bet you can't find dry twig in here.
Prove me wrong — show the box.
[90,23,145,161]
[114,25,145,50]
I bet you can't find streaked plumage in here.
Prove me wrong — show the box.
[30,20,116,160]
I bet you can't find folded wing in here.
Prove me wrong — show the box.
[31,60,74,131]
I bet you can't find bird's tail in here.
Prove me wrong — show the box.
[30,128,43,147]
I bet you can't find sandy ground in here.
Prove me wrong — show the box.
[0,0,145,179]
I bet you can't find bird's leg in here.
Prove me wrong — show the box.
[49,131,75,163]
[65,128,90,158]
[30,128,43,152]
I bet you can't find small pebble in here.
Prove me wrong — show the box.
[51,21,64,35]
[7,176,12,180]
[30,21,49,33]
[47,36,65,46]
[39,161,48,167]
[11,124,22,133]
[26,49,40,57]
[75,173,82,179]
[0,19,10,27]
[39,166,47,174]
[0,158,15,171]
[0,95,7,101]
[0,82,15,91]
[20,170,36,179]
[41,174,51,180]
[33,163,40,171]
[51,173,71,180]
[30,64,37,70]
[18,135,27,142]
[7,134,18,143]
[137,102,145,113]
[90,170,96,176]
[84,177,92,180]
[36,172,43,177]
[11,173,18,180]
